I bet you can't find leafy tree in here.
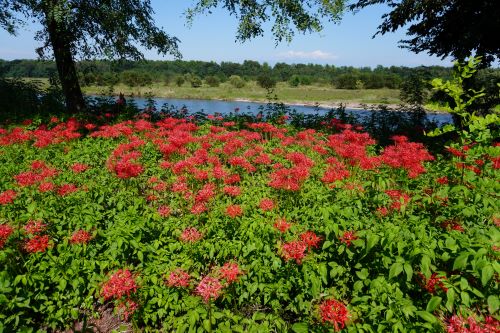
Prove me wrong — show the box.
[0,0,180,112]
[205,75,220,87]
[351,0,500,65]
[190,75,203,88]
[229,75,245,88]
[187,0,346,43]
[174,75,185,87]
[257,74,276,89]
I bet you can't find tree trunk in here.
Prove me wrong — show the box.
[44,2,86,113]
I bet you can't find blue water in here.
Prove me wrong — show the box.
[91,96,453,125]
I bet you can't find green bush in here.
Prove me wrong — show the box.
[229,75,245,88]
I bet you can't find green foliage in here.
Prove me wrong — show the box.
[427,57,500,144]
[256,75,277,89]
[351,0,500,64]
[190,75,203,88]
[229,75,246,89]
[174,75,185,87]
[205,75,220,87]
[187,0,346,43]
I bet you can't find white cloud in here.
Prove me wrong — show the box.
[277,50,338,61]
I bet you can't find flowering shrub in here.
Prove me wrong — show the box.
[0,112,498,332]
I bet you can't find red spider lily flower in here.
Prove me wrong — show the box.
[167,269,191,288]
[318,299,349,331]
[116,298,138,321]
[446,314,499,333]
[24,235,50,253]
[24,220,47,235]
[274,218,291,233]
[417,272,448,294]
[376,207,389,217]
[219,262,243,283]
[436,176,449,185]
[385,190,411,211]
[101,269,138,300]
[226,205,243,218]
[195,276,223,303]
[57,183,79,196]
[339,231,358,247]
[70,230,93,244]
[191,202,208,215]
[441,220,464,232]
[259,198,275,211]
[300,231,322,249]
[224,186,241,197]
[180,227,203,243]
[38,182,55,192]
[0,224,14,248]
[380,136,434,178]
[281,241,307,264]
[446,147,466,158]
[0,189,17,205]
[157,205,171,217]
[71,163,89,173]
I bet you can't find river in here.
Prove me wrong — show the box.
[90,96,453,125]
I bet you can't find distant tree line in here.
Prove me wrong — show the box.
[0,59,457,89]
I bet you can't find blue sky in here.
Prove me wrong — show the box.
[0,1,454,67]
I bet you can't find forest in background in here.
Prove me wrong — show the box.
[0,58,457,89]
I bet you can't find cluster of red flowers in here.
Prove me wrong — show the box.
[0,224,14,248]
[259,198,275,211]
[70,230,93,244]
[318,299,349,331]
[116,299,139,320]
[106,137,145,179]
[300,231,322,248]
[417,272,448,294]
[219,262,243,283]
[226,204,243,218]
[14,160,58,187]
[281,240,308,264]
[195,276,223,303]
[0,189,17,205]
[157,205,171,217]
[339,231,358,247]
[385,190,411,211]
[380,136,434,178]
[446,315,499,333]
[274,218,292,233]
[0,119,81,148]
[167,269,191,288]
[441,220,464,232]
[180,227,203,243]
[321,157,350,184]
[71,163,90,173]
[327,129,379,170]
[24,220,47,234]
[101,269,138,300]
[24,235,50,253]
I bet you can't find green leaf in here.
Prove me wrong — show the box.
[481,265,494,286]
[487,295,499,314]
[416,311,437,323]
[426,296,442,312]
[389,262,403,279]
[404,263,413,282]
[291,322,308,333]
[453,252,469,270]
[446,289,456,312]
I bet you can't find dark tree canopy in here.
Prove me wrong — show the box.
[187,0,346,43]
[1,0,181,60]
[351,0,500,65]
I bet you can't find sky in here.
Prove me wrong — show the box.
[0,1,455,67]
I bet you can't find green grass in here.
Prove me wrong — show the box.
[81,81,401,106]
